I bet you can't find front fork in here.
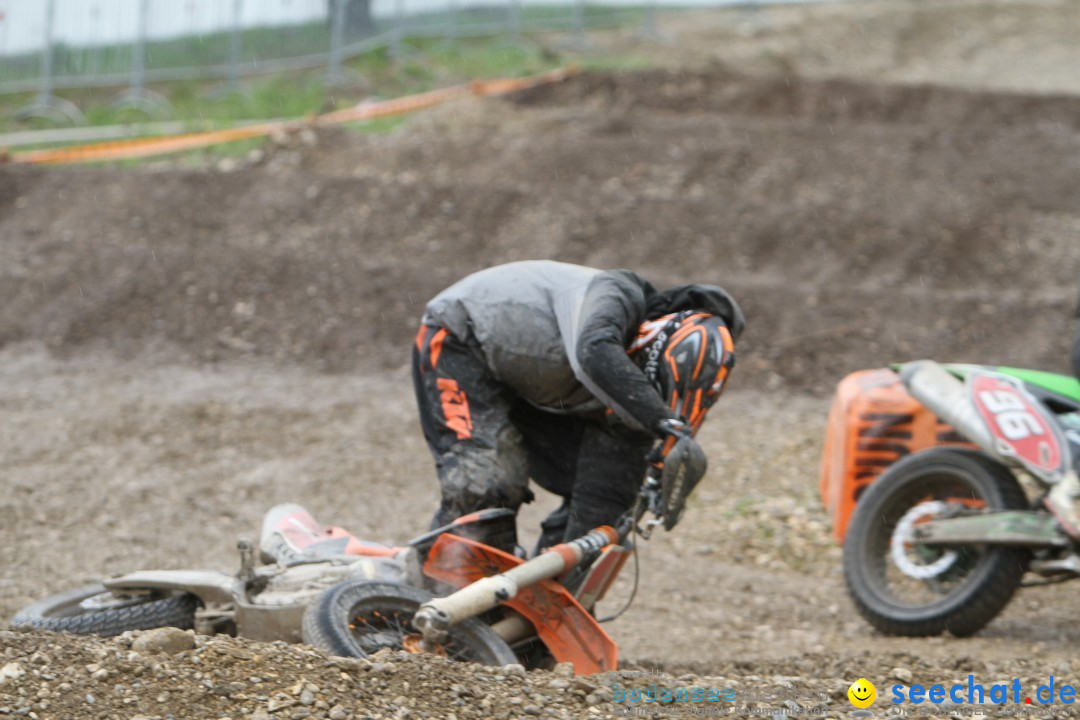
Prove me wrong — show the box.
[411,526,618,648]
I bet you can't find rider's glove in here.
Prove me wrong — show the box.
[647,418,707,531]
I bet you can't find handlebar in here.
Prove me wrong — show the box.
[616,472,663,542]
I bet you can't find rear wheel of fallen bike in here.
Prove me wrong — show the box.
[843,448,1030,637]
[12,584,198,636]
[302,580,517,666]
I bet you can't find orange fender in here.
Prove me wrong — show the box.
[423,534,618,675]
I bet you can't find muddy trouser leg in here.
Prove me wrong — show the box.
[564,423,652,542]
[412,325,532,533]
[509,400,652,546]
[509,401,586,554]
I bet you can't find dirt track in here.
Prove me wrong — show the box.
[3,0,1080,716]
[4,69,1080,390]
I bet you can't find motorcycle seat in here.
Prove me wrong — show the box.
[259,503,398,565]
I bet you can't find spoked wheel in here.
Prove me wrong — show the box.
[12,584,198,636]
[843,448,1030,637]
[302,580,517,666]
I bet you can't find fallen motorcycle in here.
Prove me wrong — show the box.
[11,435,706,675]
[824,360,1080,636]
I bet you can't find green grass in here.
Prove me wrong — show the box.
[2,33,646,130]
[1,28,654,167]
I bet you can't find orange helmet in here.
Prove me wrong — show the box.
[630,312,735,433]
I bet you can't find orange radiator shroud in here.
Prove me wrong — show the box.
[820,368,971,543]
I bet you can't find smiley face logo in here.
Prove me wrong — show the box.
[848,678,877,708]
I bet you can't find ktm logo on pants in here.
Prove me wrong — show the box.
[437,378,474,440]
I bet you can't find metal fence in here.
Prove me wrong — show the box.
[0,0,672,122]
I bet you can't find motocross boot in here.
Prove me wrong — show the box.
[1044,470,1080,539]
[532,499,570,557]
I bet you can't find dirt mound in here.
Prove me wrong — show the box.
[3,68,1079,391]
[0,629,622,720]
[514,68,1080,131]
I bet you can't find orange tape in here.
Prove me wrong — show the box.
[8,66,580,166]
[13,122,281,165]
[314,84,470,126]
[471,65,580,96]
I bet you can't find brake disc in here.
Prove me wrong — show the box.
[890,501,960,580]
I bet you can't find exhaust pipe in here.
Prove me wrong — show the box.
[899,361,996,455]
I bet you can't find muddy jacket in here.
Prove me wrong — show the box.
[421,260,746,436]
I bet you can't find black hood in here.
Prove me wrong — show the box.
[644,283,747,341]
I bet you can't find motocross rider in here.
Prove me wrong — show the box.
[412,260,744,553]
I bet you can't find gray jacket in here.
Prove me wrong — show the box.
[422,260,745,436]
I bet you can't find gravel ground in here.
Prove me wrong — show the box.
[4,345,1080,707]
[3,627,1079,720]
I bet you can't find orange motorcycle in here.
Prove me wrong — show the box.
[13,437,705,675]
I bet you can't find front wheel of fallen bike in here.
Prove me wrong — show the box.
[302,580,518,666]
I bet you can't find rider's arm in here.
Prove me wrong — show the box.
[568,271,675,436]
